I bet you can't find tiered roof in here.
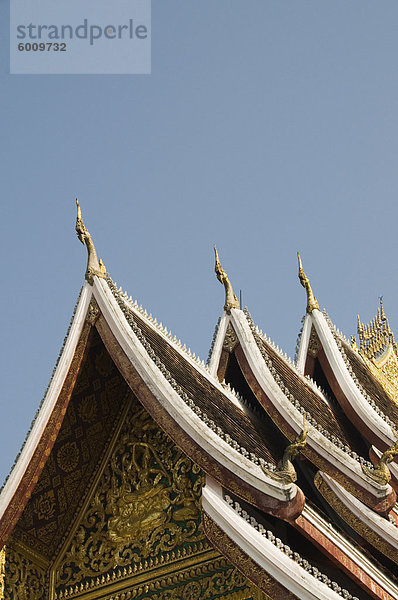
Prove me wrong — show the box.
[0,204,397,600]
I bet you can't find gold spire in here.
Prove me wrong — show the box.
[75,199,106,284]
[214,246,239,313]
[361,439,398,485]
[357,297,397,361]
[357,298,398,404]
[297,253,319,313]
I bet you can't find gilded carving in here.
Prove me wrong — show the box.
[314,471,398,564]
[262,417,307,483]
[12,330,128,560]
[223,323,238,354]
[55,402,204,594]
[86,302,100,326]
[3,544,46,600]
[56,442,80,473]
[361,439,398,485]
[203,513,293,600]
[33,491,56,521]
[307,327,321,358]
[55,557,263,600]
[357,299,398,404]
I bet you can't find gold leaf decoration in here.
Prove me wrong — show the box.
[3,545,45,600]
[55,401,204,594]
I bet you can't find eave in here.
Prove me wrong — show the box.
[0,283,94,549]
[0,272,308,549]
[91,276,304,520]
[298,310,397,453]
[208,308,395,513]
[315,471,398,565]
[202,477,388,600]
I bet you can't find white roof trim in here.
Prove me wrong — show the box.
[202,477,353,600]
[207,312,230,377]
[296,313,312,373]
[118,295,245,412]
[302,504,398,598]
[0,282,93,520]
[310,310,395,446]
[92,279,297,504]
[229,309,390,496]
[321,472,398,551]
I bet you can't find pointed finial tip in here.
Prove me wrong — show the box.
[297,252,303,271]
[297,253,319,313]
[74,200,105,283]
[213,247,239,313]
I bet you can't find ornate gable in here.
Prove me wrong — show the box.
[4,367,266,600]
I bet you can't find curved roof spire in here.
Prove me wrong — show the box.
[297,253,319,313]
[361,438,398,485]
[214,246,239,313]
[75,199,106,284]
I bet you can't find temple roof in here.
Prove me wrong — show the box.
[1,209,398,600]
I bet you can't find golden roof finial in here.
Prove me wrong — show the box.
[380,296,386,321]
[297,253,319,313]
[361,439,398,485]
[75,199,106,284]
[214,246,239,313]
[351,335,358,351]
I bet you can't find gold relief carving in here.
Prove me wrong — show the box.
[3,544,46,600]
[57,442,80,473]
[357,299,398,404]
[67,557,260,600]
[0,322,92,551]
[361,347,398,405]
[361,439,398,485]
[55,403,205,594]
[307,327,321,358]
[77,395,97,423]
[262,417,307,484]
[314,472,398,564]
[223,323,238,354]
[86,302,100,326]
[202,514,295,600]
[33,491,56,521]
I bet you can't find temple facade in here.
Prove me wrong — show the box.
[0,203,397,600]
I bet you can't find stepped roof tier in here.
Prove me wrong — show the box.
[0,205,397,600]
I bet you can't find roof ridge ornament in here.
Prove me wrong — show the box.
[214,246,239,313]
[357,297,398,360]
[262,417,308,484]
[75,199,107,284]
[361,438,398,485]
[297,253,319,313]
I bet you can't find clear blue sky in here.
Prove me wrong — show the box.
[1,1,398,484]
